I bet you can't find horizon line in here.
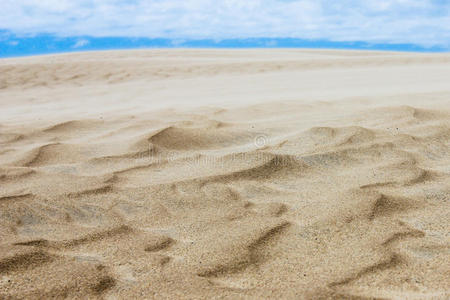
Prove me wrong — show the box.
[1,33,449,59]
[3,47,449,61]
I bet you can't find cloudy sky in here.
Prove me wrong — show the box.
[1,0,449,47]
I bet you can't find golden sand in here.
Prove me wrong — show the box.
[0,50,449,299]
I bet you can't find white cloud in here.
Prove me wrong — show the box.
[0,0,449,46]
[73,39,89,48]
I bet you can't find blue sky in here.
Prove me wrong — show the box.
[1,0,450,57]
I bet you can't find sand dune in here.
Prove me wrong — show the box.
[0,50,449,299]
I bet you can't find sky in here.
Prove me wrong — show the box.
[1,0,450,57]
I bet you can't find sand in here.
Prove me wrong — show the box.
[0,49,449,299]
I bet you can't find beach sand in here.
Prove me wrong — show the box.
[0,49,449,299]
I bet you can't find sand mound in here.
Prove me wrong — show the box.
[0,49,449,299]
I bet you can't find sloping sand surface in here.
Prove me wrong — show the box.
[0,50,449,299]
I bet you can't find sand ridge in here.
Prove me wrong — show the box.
[0,50,449,299]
